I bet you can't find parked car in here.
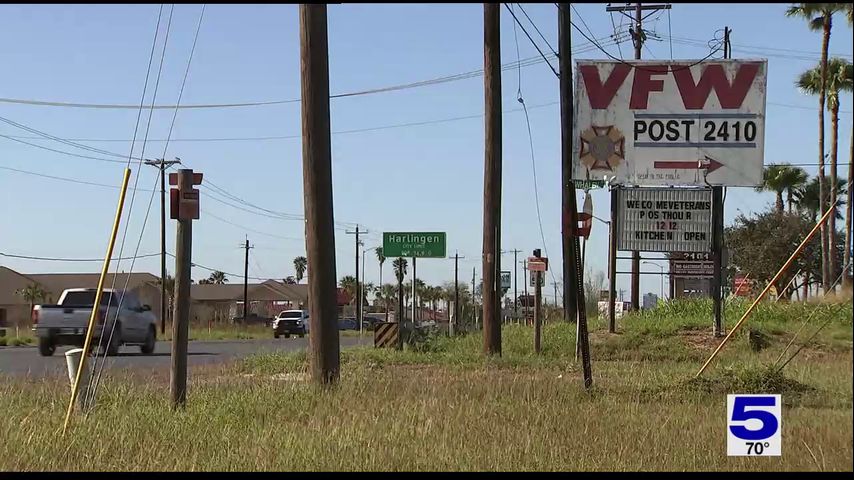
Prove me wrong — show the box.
[32,288,157,357]
[231,313,273,326]
[361,315,385,331]
[338,317,359,331]
[273,310,309,338]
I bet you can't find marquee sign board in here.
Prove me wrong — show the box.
[616,187,712,253]
[500,271,511,291]
[669,251,714,277]
[572,59,767,187]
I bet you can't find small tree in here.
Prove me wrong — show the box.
[293,256,307,283]
[208,271,228,285]
[726,208,843,298]
[15,283,48,333]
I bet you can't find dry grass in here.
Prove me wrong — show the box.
[1,299,851,471]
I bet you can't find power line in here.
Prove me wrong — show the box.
[0,165,155,191]
[504,3,559,78]
[575,21,722,71]
[0,115,141,161]
[666,8,673,60]
[0,53,565,110]
[0,251,162,262]
[202,209,304,241]
[160,3,206,162]
[88,4,177,408]
[516,3,557,57]
[0,133,126,164]
[2,101,560,144]
[510,10,558,289]
[570,4,600,54]
[608,10,624,59]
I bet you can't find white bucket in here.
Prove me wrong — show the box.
[65,348,91,412]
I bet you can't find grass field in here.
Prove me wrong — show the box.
[0,324,363,347]
[1,299,851,471]
[156,323,365,341]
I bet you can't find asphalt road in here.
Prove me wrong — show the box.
[0,335,372,378]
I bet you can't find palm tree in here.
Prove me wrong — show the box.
[16,283,48,329]
[339,275,358,304]
[207,271,228,284]
[393,257,407,284]
[283,276,297,285]
[375,247,386,289]
[755,165,791,212]
[787,3,849,291]
[293,256,307,283]
[797,57,853,280]
[378,283,397,321]
[795,176,848,221]
[782,167,810,213]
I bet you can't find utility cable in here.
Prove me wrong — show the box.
[516,3,557,57]
[88,4,176,407]
[503,3,559,78]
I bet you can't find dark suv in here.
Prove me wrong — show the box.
[273,310,309,338]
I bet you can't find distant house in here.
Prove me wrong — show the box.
[189,280,353,323]
[190,280,307,323]
[0,267,160,329]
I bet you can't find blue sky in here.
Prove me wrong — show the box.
[1,3,852,302]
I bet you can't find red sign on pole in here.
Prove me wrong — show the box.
[169,170,203,220]
[528,257,548,272]
[733,274,751,297]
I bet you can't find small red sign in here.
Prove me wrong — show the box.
[169,172,204,186]
[528,257,548,272]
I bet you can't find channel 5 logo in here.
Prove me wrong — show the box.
[727,394,782,456]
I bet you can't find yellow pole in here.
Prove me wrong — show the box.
[62,168,132,434]
[696,202,838,378]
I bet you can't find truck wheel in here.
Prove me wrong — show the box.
[38,337,55,357]
[274,332,280,339]
[103,323,122,356]
[140,326,156,355]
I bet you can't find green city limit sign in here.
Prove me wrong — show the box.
[383,232,447,258]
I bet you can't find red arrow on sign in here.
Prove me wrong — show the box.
[654,156,723,173]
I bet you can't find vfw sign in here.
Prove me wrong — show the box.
[573,60,767,187]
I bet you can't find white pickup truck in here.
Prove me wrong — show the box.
[32,288,157,357]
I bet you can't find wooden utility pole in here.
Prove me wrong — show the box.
[397,259,404,349]
[472,267,477,329]
[606,2,672,312]
[144,158,180,335]
[299,3,340,385]
[560,3,593,388]
[522,258,528,325]
[509,249,521,320]
[346,225,365,327]
[631,3,642,312]
[170,169,194,409]
[608,188,618,332]
[449,251,464,336]
[534,270,542,354]
[242,236,252,322]
[559,4,578,326]
[411,257,417,327]
[482,2,502,355]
